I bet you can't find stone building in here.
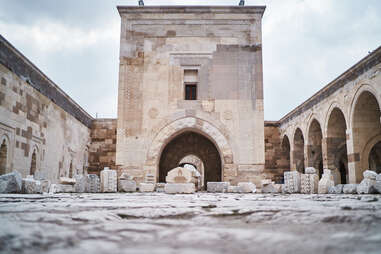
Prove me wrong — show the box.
[0,4,380,186]
[116,6,266,186]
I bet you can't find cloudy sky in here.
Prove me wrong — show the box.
[1,0,381,120]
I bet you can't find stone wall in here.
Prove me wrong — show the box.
[264,122,287,183]
[88,119,117,175]
[278,46,381,184]
[0,37,92,182]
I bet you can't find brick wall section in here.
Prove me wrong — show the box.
[88,119,117,174]
[264,122,287,183]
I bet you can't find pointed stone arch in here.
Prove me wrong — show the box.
[145,117,234,182]
[0,135,10,175]
[293,127,305,173]
[307,119,323,177]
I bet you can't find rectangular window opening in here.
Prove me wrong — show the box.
[185,84,197,100]
[184,69,198,100]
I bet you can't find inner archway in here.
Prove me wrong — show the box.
[179,155,205,190]
[159,131,222,187]
[293,128,305,173]
[327,107,348,184]
[0,139,8,175]
[281,135,291,170]
[369,141,381,174]
[30,150,37,176]
[307,119,323,178]
[352,90,381,181]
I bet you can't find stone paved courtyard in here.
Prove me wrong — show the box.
[1,193,381,254]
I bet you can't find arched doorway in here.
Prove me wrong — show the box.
[307,119,323,178]
[352,90,381,181]
[368,141,381,174]
[69,161,74,178]
[30,150,37,176]
[159,131,222,187]
[0,139,8,175]
[281,135,291,170]
[327,107,348,184]
[293,128,305,173]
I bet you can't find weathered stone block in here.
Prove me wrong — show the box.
[228,185,241,193]
[262,183,281,193]
[283,171,301,193]
[238,182,256,193]
[318,170,334,194]
[376,173,381,181]
[40,180,51,193]
[139,183,155,192]
[56,184,75,193]
[164,183,195,194]
[374,181,381,194]
[207,182,230,193]
[74,175,87,193]
[100,169,117,193]
[328,184,344,194]
[0,171,22,193]
[357,178,377,194]
[301,174,319,194]
[166,167,193,183]
[22,178,42,194]
[59,177,76,185]
[86,174,100,193]
[363,170,377,180]
[145,173,155,183]
[156,183,166,193]
[343,184,358,194]
[118,179,136,192]
[305,167,317,174]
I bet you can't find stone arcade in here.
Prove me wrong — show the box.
[0,5,381,193]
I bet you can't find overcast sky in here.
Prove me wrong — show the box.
[1,0,381,120]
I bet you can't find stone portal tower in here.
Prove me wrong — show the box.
[116,5,266,186]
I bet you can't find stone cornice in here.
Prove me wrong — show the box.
[117,5,266,16]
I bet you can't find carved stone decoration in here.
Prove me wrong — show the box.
[148,108,159,119]
[283,171,301,193]
[100,168,117,193]
[223,110,233,120]
[301,174,319,194]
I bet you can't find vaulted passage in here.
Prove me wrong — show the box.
[307,120,323,178]
[352,91,381,180]
[0,139,8,175]
[159,131,221,186]
[327,108,348,184]
[369,141,381,173]
[281,135,291,170]
[293,128,305,173]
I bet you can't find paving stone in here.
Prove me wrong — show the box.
[283,171,301,193]
[22,178,42,194]
[363,170,377,180]
[139,183,155,192]
[357,178,377,194]
[238,182,256,193]
[164,183,195,194]
[207,182,230,193]
[301,174,319,194]
[100,169,117,193]
[0,171,22,193]
[86,174,100,193]
[305,167,317,174]
[343,184,358,194]
[328,184,344,194]
[118,179,136,192]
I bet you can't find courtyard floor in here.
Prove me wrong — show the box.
[0,193,381,254]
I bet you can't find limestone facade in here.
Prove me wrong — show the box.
[115,6,266,186]
[0,36,91,182]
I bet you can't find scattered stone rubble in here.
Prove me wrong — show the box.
[1,168,381,196]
